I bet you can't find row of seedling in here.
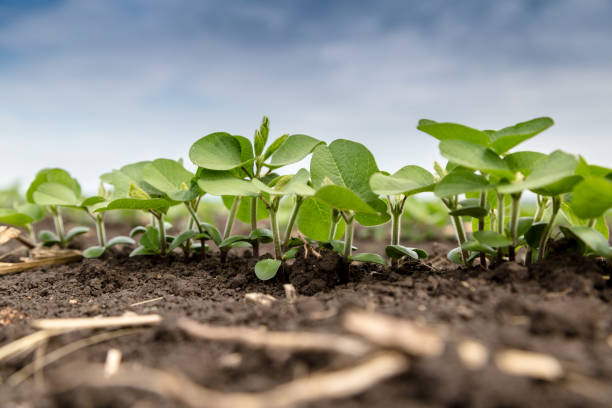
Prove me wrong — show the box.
[1,116,611,281]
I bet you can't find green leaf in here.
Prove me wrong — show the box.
[448,206,488,218]
[254,116,269,156]
[26,168,81,204]
[370,165,435,196]
[524,223,547,248]
[83,246,106,258]
[560,226,612,258]
[286,237,304,249]
[129,226,147,237]
[32,182,81,207]
[106,236,135,247]
[80,196,106,208]
[507,217,534,238]
[263,134,289,161]
[350,253,387,265]
[189,132,247,170]
[197,169,261,197]
[385,245,418,260]
[97,198,172,213]
[447,247,465,264]
[199,222,222,245]
[65,226,90,242]
[314,185,379,214]
[270,169,315,196]
[0,209,34,227]
[439,140,514,179]
[143,159,197,202]
[219,235,250,249]
[282,247,299,260]
[489,117,554,154]
[140,226,160,251]
[462,240,496,255]
[570,177,612,219]
[497,150,578,195]
[168,230,198,252]
[473,230,512,247]
[101,162,162,199]
[254,259,282,280]
[249,228,274,244]
[297,197,345,241]
[434,170,491,198]
[503,151,547,176]
[16,203,44,223]
[267,134,323,167]
[417,120,490,146]
[39,230,60,244]
[129,246,159,257]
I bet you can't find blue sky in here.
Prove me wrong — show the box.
[1,0,611,190]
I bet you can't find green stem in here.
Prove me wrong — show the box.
[478,191,487,268]
[184,201,206,261]
[390,209,402,269]
[95,214,106,247]
[537,196,561,261]
[223,196,241,239]
[269,200,283,260]
[154,212,167,256]
[587,218,596,228]
[283,196,303,250]
[343,213,354,263]
[51,206,65,247]
[496,192,505,261]
[533,195,547,223]
[508,192,522,262]
[443,198,467,264]
[250,196,259,258]
[328,208,340,242]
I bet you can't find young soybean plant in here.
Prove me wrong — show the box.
[369,166,433,267]
[97,162,176,257]
[0,203,44,246]
[307,139,390,282]
[189,116,323,258]
[253,169,315,281]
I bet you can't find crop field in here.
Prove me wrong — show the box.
[1,116,612,407]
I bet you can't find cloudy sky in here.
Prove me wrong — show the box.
[1,0,611,191]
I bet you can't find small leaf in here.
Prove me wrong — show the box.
[504,151,547,176]
[219,235,251,249]
[189,132,246,170]
[417,120,490,146]
[97,198,172,213]
[32,182,81,206]
[0,209,34,227]
[26,168,81,204]
[197,169,262,197]
[330,240,357,254]
[434,170,492,198]
[297,197,345,242]
[489,117,554,154]
[350,253,387,265]
[439,140,514,179]
[143,159,196,202]
[168,230,198,252]
[249,228,274,244]
[570,177,612,219]
[282,247,299,260]
[286,237,304,249]
[267,134,323,167]
[129,226,147,237]
[254,259,282,280]
[560,226,612,258]
[448,206,488,218]
[524,223,548,248]
[385,245,418,260]
[462,240,496,255]
[65,226,90,242]
[370,165,435,196]
[83,246,106,258]
[506,217,534,238]
[263,133,289,161]
[200,222,222,245]
[473,230,512,247]
[140,226,160,251]
[39,230,60,243]
[254,116,269,156]
[447,247,465,264]
[80,196,106,208]
[314,185,379,215]
[129,246,159,257]
[106,236,136,248]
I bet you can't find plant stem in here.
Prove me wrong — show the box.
[443,198,467,264]
[343,213,354,263]
[184,201,206,261]
[51,206,65,247]
[154,212,167,256]
[269,200,283,260]
[328,208,340,242]
[478,191,487,268]
[537,195,561,261]
[390,201,402,268]
[223,196,241,239]
[95,214,106,247]
[508,192,522,262]
[250,196,259,258]
[283,196,303,250]
[533,195,547,223]
[587,218,596,228]
[496,192,505,261]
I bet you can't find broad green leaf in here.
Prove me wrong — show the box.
[439,140,514,179]
[106,236,135,247]
[355,199,390,226]
[267,134,323,167]
[80,196,106,208]
[140,226,160,250]
[560,226,612,258]
[101,162,162,199]
[448,206,488,218]
[83,246,106,258]
[197,169,261,196]
[570,177,612,219]
[15,203,44,222]
[385,245,418,260]
[370,165,435,196]
[434,170,491,198]
[462,240,496,255]
[0,209,34,227]
[249,228,274,243]
[234,135,255,170]
[26,168,81,203]
[447,247,464,264]
[350,253,387,265]
[129,246,159,257]
[473,230,512,247]
[65,226,90,242]
[489,117,554,154]
[254,259,282,280]
[168,230,198,252]
[504,151,547,176]
[143,159,197,202]
[524,223,547,248]
[270,169,314,196]
[32,182,81,206]
[314,185,379,215]
[189,132,246,170]
[417,120,490,146]
[297,197,345,242]
[96,198,172,213]
[497,150,578,194]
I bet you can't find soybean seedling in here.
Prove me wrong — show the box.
[370,165,433,267]
[189,116,323,258]
[308,139,390,281]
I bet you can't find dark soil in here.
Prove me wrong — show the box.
[1,235,612,408]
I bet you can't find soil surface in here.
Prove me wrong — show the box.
[1,233,612,408]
